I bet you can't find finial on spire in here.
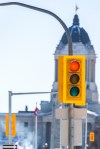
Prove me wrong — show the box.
[73,14,79,25]
[75,5,79,14]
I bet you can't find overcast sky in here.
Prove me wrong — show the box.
[0,0,100,113]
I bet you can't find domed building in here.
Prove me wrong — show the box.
[49,14,100,149]
[51,14,99,111]
[61,14,90,45]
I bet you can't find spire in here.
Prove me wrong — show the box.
[61,10,90,44]
[73,5,79,26]
[73,14,79,26]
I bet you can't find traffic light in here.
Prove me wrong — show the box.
[89,132,95,142]
[58,55,86,106]
[5,114,9,137]
[5,114,16,137]
[12,114,16,137]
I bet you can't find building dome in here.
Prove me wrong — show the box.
[61,14,90,44]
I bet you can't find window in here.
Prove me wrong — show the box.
[24,122,28,127]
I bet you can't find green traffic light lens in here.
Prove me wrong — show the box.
[70,86,79,96]
[70,74,79,84]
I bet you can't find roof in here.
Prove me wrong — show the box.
[87,110,98,116]
[61,14,90,44]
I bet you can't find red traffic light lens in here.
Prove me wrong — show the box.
[70,74,79,84]
[70,61,80,71]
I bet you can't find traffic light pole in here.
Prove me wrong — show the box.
[8,91,12,144]
[8,90,57,148]
[0,2,74,148]
[69,104,74,149]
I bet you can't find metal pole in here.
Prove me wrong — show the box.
[0,2,73,55]
[60,119,61,149]
[50,102,55,149]
[12,91,57,95]
[35,115,37,149]
[85,104,88,149]
[60,103,63,149]
[8,91,12,144]
[68,104,74,149]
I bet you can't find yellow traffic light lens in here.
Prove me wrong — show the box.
[70,61,80,71]
[70,86,79,96]
[70,74,79,84]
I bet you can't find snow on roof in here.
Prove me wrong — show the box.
[87,110,98,116]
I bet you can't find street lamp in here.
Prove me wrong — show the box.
[0,2,73,55]
[0,2,74,149]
